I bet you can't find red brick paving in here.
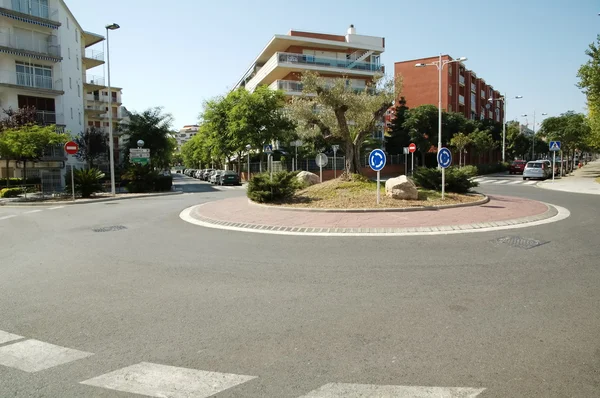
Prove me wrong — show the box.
[193,196,549,229]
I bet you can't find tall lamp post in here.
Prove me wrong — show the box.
[415,54,467,169]
[245,144,251,182]
[105,23,120,196]
[521,111,547,160]
[489,94,522,162]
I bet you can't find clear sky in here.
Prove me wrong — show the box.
[68,0,598,130]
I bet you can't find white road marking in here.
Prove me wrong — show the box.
[298,383,486,397]
[493,180,509,184]
[507,180,522,184]
[477,179,492,184]
[472,178,485,182]
[23,210,43,214]
[0,215,17,221]
[0,330,23,345]
[524,181,539,185]
[0,339,93,372]
[80,362,257,398]
[48,206,65,210]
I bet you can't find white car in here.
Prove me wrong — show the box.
[523,161,551,180]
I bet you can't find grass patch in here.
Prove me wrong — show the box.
[270,178,481,209]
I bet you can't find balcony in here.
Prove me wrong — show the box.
[84,74,105,91]
[459,94,465,105]
[82,48,104,69]
[459,75,465,86]
[84,103,106,116]
[0,32,61,61]
[246,51,383,92]
[270,79,376,96]
[0,0,60,25]
[0,70,63,94]
[35,110,63,125]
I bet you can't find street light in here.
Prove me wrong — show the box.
[415,54,467,168]
[521,111,548,160]
[245,144,251,182]
[105,23,120,196]
[489,94,523,162]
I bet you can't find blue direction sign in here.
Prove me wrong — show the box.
[369,149,386,171]
[263,144,273,154]
[437,147,452,168]
[549,141,561,151]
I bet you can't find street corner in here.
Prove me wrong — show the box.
[178,195,571,237]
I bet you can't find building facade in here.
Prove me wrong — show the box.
[394,55,504,123]
[0,0,125,187]
[234,25,386,141]
[175,124,199,149]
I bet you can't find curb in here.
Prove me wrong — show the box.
[0,191,183,207]
[247,194,489,213]
[180,201,570,237]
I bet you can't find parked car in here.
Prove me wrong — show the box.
[523,161,551,180]
[219,170,241,186]
[194,169,204,179]
[210,170,223,184]
[202,169,214,181]
[509,160,527,174]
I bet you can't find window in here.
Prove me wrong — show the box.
[448,104,452,112]
[77,82,80,97]
[15,62,52,89]
[449,85,452,96]
[70,107,73,119]
[471,93,476,105]
[449,67,452,76]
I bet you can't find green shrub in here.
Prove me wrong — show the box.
[0,187,23,198]
[460,165,478,177]
[475,162,509,175]
[412,166,478,194]
[121,165,172,193]
[65,168,105,198]
[0,177,41,187]
[247,171,301,203]
[154,175,173,192]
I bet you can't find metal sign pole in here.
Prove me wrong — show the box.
[319,164,322,183]
[71,163,75,201]
[560,150,563,177]
[441,168,445,200]
[334,152,336,178]
[376,170,380,205]
[411,152,414,175]
[269,154,273,181]
[552,151,556,181]
[404,153,407,175]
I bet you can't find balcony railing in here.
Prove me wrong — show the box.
[277,52,383,73]
[0,0,59,23]
[0,70,62,91]
[84,48,104,61]
[271,79,377,95]
[0,32,60,57]
[459,75,465,86]
[35,110,63,125]
[85,74,105,86]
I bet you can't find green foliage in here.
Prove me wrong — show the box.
[154,175,173,192]
[74,127,109,167]
[411,166,478,194]
[247,171,302,203]
[66,168,105,198]
[0,177,41,187]
[0,187,22,198]
[122,107,176,168]
[0,124,68,161]
[460,165,478,177]
[474,162,508,175]
[386,97,410,155]
[121,164,172,193]
[540,111,591,154]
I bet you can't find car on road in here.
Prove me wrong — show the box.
[210,170,223,184]
[219,170,241,186]
[194,170,204,179]
[202,169,214,181]
[523,161,551,180]
[509,160,527,174]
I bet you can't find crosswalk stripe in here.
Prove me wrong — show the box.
[0,215,17,221]
[472,178,485,182]
[493,180,509,184]
[477,179,492,184]
[23,210,43,214]
[298,383,486,397]
[80,362,257,398]
[0,339,93,373]
[0,330,23,345]
[524,181,538,185]
[48,206,65,210]
[507,180,522,184]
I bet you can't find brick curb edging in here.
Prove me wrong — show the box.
[183,202,566,236]
[247,194,489,213]
[0,191,183,207]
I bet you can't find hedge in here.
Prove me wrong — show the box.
[0,187,23,198]
[412,166,478,194]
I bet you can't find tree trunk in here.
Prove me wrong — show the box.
[5,159,9,188]
[343,141,361,177]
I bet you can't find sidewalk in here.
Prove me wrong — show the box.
[538,160,600,195]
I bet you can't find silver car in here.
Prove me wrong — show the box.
[523,161,550,180]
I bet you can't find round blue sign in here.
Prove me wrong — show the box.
[437,147,452,169]
[369,149,386,172]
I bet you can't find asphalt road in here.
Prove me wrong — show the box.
[0,174,598,397]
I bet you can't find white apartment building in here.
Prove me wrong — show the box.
[0,0,125,188]
[234,25,386,142]
[175,124,198,149]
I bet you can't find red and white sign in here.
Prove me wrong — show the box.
[64,141,79,155]
[408,143,417,153]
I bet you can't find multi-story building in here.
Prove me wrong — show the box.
[0,0,125,188]
[234,25,386,141]
[175,124,199,149]
[394,55,504,124]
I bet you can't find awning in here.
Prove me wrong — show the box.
[0,47,61,62]
[0,10,58,29]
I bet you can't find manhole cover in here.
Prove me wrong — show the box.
[493,236,549,250]
[92,225,127,232]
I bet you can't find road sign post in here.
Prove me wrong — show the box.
[437,147,452,200]
[409,143,416,175]
[264,145,273,180]
[549,141,561,181]
[403,147,409,175]
[332,145,339,178]
[315,153,328,183]
[369,149,386,205]
[64,141,79,201]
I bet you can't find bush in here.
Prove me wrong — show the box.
[154,175,173,192]
[121,164,172,193]
[475,162,509,175]
[460,165,478,177]
[412,166,478,194]
[65,168,105,198]
[0,187,23,198]
[247,171,301,203]
[0,177,41,187]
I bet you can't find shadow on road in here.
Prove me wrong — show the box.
[172,174,221,193]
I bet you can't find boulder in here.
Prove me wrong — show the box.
[296,171,320,186]
[385,175,418,200]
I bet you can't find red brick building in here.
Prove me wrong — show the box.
[394,55,504,123]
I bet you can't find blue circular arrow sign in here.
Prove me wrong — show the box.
[437,147,452,169]
[369,149,386,172]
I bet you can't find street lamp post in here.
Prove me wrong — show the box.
[105,23,120,196]
[522,111,548,160]
[489,94,522,162]
[416,54,467,169]
[245,144,251,182]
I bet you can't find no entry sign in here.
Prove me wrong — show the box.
[64,141,79,155]
[408,143,417,153]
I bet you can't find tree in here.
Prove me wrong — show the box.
[540,111,591,166]
[74,126,109,168]
[287,71,399,177]
[122,107,175,169]
[0,106,39,186]
[449,133,471,167]
[505,121,530,160]
[470,129,497,163]
[577,36,600,151]
[385,97,410,155]
[402,105,438,166]
[0,124,68,181]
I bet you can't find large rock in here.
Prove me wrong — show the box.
[385,175,418,200]
[296,171,320,186]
